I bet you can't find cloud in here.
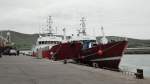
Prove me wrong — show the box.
[0,0,150,39]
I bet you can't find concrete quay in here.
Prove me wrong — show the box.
[0,55,150,84]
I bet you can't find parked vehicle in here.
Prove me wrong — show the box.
[9,49,17,56]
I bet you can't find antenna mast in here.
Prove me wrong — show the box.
[7,32,11,43]
[80,17,86,36]
[63,28,66,41]
[47,16,53,35]
[0,31,2,47]
[100,26,108,44]
[101,26,105,37]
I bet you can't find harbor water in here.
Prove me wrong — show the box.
[120,54,150,77]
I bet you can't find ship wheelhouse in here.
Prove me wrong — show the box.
[38,40,61,45]
[35,35,62,50]
[71,35,97,49]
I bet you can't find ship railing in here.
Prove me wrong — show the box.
[120,66,144,79]
[120,70,136,77]
[120,66,136,76]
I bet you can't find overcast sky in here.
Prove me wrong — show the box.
[0,0,150,39]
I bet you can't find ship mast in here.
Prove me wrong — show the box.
[62,28,66,42]
[5,31,14,46]
[0,31,3,46]
[6,32,11,43]
[101,26,105,38]
[47,16,53,35]
[100,26,108,44]
[80,17,86,36]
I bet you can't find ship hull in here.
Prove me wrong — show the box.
[32,48,51,59]
[78,41,128,70]
[1,39,14,55]
[50,42,82,60]
[51,40,128,70]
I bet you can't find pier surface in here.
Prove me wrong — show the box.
[0,55,150,84]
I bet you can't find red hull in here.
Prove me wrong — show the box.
[78,41,128,70]
[49,42,82,60]
[51,40,127,70]
[32,43,82,60]
[32,40,127,70]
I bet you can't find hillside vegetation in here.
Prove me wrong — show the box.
[1,31,39,50]
[1,30,150,50]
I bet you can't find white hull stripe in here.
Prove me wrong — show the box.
[91,56,122,61]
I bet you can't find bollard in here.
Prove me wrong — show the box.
[0,53,2,58]
[92,62,99,68]
[0,52,2,58]
[135,69,144,79]
[63,59,67,64]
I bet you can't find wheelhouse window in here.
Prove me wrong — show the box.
[42,41,44,44]
[39,41,42,45]
[38,41,61,45]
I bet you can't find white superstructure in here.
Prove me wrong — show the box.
[35,35,62,50]
[32,16,62,58]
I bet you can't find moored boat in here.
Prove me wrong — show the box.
[50,17,128,70]
[32,16,62,59]
[0,32,14,55]
[0,35,6,55]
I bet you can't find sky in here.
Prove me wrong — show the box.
[0,0,150,39]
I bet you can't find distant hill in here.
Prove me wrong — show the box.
[0,30,39,50]
[1,30,150,50]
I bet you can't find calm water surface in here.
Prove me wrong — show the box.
[120,54,150,77]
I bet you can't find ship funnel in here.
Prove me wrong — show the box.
[100,26,108,44]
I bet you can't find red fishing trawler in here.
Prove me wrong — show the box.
[32,16,62,59]
[50,17,128,70]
